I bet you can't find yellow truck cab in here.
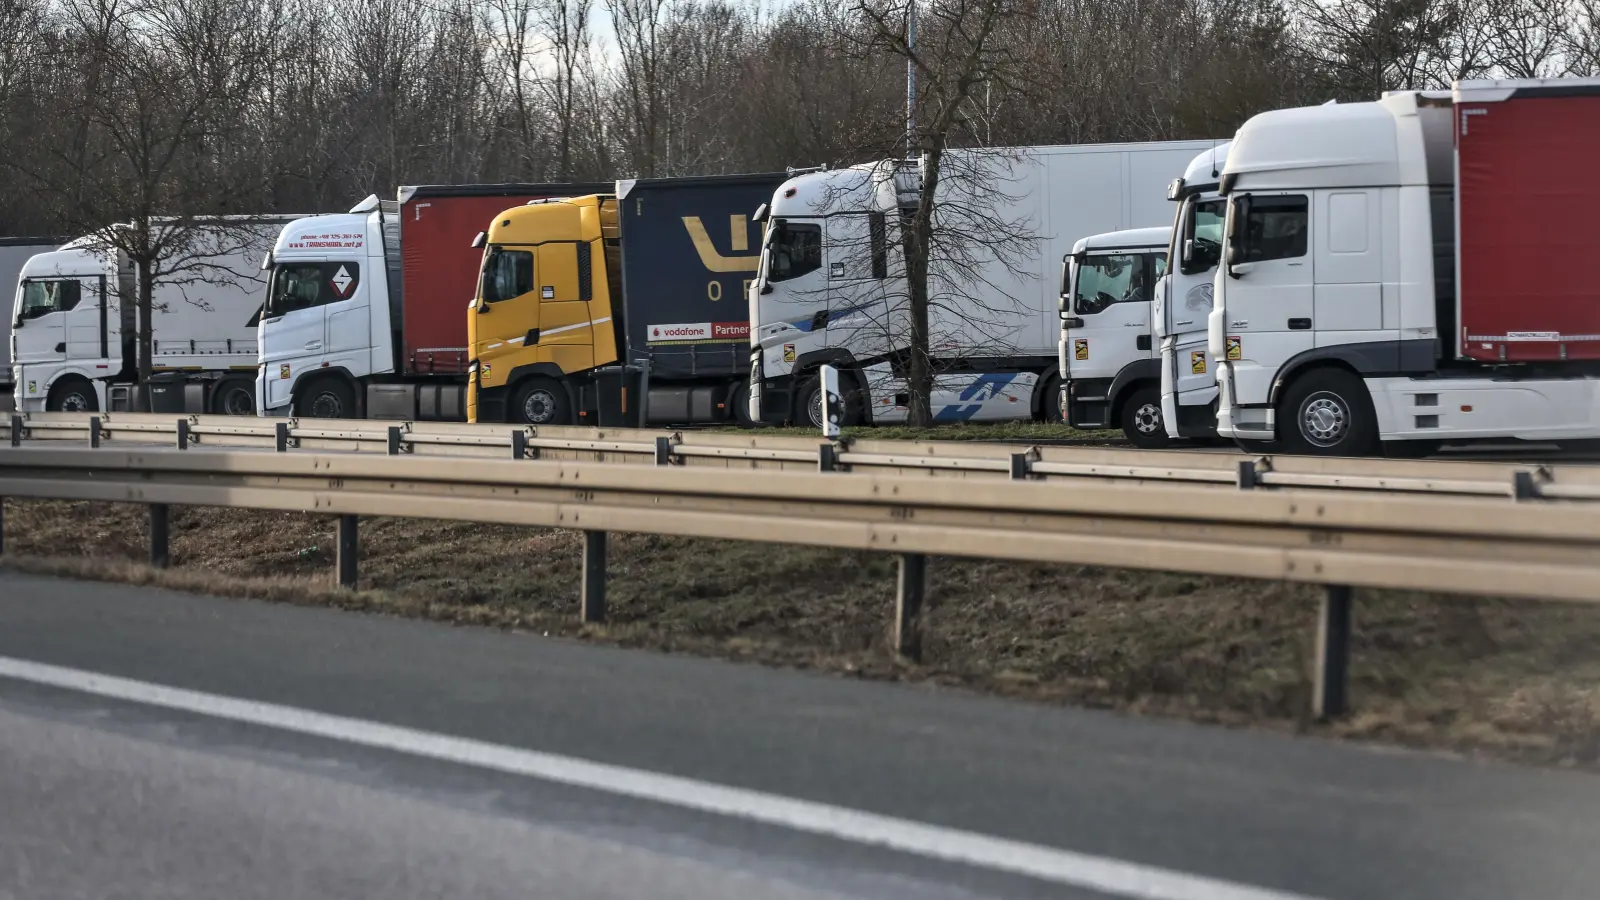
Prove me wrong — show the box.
[468,195,624,424]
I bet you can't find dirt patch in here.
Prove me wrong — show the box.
[6,498,1600,767]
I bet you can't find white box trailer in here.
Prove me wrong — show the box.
[749,140,1221,427]
[1,237,66,412]
[12,219,293,414]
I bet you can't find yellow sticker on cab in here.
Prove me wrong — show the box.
[279,364,290,380]
[1226,336,1242,361]
[1074,339,1089,361]
[782,343,795,363]
[1190,351,1206,375]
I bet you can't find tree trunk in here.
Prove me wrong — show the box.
[137,259,155,386]
[904,148,941,427]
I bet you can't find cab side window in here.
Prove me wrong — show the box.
[1075,253,1147,316]
[17,279,82,321]
[1240,196,1308,263]
[482,248,534,302]
[768,221,822,283]
[266,263,360,316]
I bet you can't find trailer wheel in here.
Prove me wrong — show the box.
[1119,385,1170,449]
[47,376,98,413]
[511,377,571,425]
[296,377,356,419]
[211,376,256,416]
[1278,368,1378,456]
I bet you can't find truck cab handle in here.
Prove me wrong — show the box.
[1062,317,1084,329]
[1288,318,1312,330]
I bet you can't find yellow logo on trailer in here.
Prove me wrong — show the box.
[1074,339,1089,361]
[1190,351,1206,375]
[1226,336,1242,361]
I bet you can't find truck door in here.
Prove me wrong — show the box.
[760,217,827,372]
[1063,250,1153,426]
[258,262,339,411]
[1217,193,1313,412]
[1167,197,1226,405]
[323,260,369,358]
[13,278,72,366]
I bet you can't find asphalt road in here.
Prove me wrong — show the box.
[1,573,1599,900]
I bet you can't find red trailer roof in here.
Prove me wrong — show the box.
[1456,80,1600,362]
[397,184,607,375]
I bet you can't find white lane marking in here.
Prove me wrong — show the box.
[0,655,1322,900]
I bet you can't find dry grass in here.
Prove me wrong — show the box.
[6,498,1600,767]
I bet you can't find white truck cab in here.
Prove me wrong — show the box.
[11,241,121,412]
[257,201,395,417]
[1058,227,1170,446]
[1156,143,1230,441]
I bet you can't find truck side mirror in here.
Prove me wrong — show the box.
[1226,196,1250,279]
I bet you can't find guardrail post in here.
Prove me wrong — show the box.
[1009,452,1029,480]
[1237,459,1259,490]
[1314,584,1353,719]
[1512,470,1538,501]
[336,514,358,589]
[511,429,527,460]
[148,504,170,569]
[581,530,607,623]
[9,414,21,447]
[175,418,189,450]
[275,421,289,452]
[654,436,673,466]
[386,426,402,456]
[88,416,101,448]
[895,553,927,662]
[818,444,838,472]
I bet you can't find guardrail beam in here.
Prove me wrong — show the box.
[337,514,358,589]
[895,553,927,662]
[581,530,607,624]
[1314,584,1353,719]
[149,504,170,569]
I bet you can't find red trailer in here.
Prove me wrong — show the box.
[397,184,608,375]
[1456,80,1600,362]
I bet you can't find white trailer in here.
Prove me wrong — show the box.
[748,140,1220,427]
[11,219,291,414]
[1057,226,1171,445]
[2,237,66,412]
[1211,79,1600,455]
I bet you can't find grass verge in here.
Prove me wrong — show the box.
[5,498,1600,768]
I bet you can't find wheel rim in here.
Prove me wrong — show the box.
[1132,402,1162,435]
[806,388,828,429]
[59,391,91,412]
[221,387,253,416]
[1300,392,1349,447]
[521,389,558,424]
[309,391,344,418]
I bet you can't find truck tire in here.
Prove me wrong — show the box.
[728,379,756,426]
[47,376,98,413]
[1039,373,1064,424]
[1277,368,1378,456]
[511,377,571,425]
[1119,385,1170,449]
[296,377,356,419]
[211,376,256,416]
[796,372,860,430]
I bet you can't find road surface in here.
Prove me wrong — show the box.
[0,572,1598,899]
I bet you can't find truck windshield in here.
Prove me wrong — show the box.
[1074,254,1146,315]
[265,262,358,317]
[15,279,82,324]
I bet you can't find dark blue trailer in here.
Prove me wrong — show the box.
[614,173,785,424]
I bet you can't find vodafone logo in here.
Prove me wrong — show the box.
[648,321,749,344]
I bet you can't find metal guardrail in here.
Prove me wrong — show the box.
[4,438,1600,721]
[6,411,1599,501]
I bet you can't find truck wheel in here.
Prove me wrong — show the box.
[211,376,255,416]
[1119,386,1170,449]
[511,377,571,425]
[1278,369,1378,456]
[47,376,98,413]
[729,380,756,426]
[296,377,356,419]
[1039,374,1064,424]
[796,373,859,430]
